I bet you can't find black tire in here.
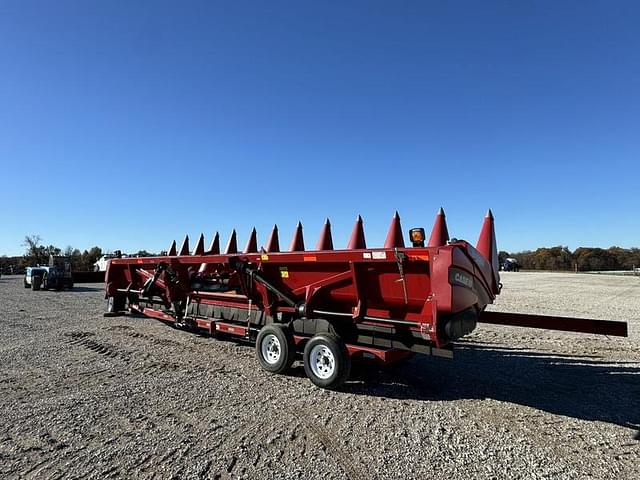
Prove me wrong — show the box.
[24,277,29,288]
[31,275,42,291]
[255,324,296,374]
[103,295,126,317]
[303,333,351,390]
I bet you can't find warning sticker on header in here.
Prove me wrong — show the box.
[362,252,372,259]
[372,251,387,260]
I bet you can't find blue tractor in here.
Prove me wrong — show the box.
[502,257,520,272]
[23,256,74,291]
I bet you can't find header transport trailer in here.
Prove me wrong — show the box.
[104,209,627,389]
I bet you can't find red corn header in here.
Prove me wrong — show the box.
[104,209,627,389]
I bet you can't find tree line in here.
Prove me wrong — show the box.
[0,235,156,274]
[1,235,638,274]
[499,246,640,272]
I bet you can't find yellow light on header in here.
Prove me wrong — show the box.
[409,228,426,247]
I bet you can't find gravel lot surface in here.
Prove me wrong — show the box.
[0,272,638,479]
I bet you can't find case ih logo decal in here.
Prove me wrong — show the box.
[450,268,474,289]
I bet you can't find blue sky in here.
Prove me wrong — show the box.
[0,1,638,256]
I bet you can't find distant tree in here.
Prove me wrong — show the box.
[608,246,640,270]
[45,245,61,258]
[22,234,47,265]
[574,247,618,271]
[87,246,102,262]
[78,247,103,271]
[512,250,534,269]
[70,249,83,270]
[23,234,40,252]
[626,248,640,269]
[0,255,21,274]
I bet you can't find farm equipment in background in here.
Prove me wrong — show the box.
[24,255,74,291]
[94,251,124,272]
[502,257,520,272]
[104,209,628,389]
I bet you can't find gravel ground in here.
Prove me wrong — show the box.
[0,272,638,479]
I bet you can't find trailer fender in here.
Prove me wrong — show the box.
[292,317,334,336]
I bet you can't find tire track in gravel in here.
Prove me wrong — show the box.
[64,331,130,361]
[22,447,88,480]
[211,418,267,477]
[2,430,86,480]
[105,324,200,349]
[105,323,372,480]
[64,330,191,376]
[291,408,370,480]
[121,359,367,480]
[2,330,184,407]
[591,283,640,312]
[161,353,369,479]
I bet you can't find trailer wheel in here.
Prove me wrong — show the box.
[31,275,42,291]
[303,334,351,390]
[255,324,296,374]
[23,277,29,288]
[103,295,126,317]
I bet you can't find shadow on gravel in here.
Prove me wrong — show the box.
[69,286,103,292]
[343,345,640,437]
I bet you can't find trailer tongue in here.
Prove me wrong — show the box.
[104,209,627,389]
